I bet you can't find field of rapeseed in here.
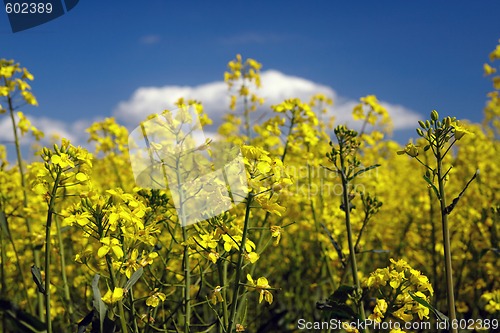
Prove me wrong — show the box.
[0,41,499,333]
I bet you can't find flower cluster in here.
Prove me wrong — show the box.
[481,290,500,314]
[1,50,499,333]
[363,259,434,322]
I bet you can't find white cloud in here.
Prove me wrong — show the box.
[0,113,94,150]
[114,70,422,132]
[0,70,420,161]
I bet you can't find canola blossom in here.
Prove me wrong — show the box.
[0,45,499,333]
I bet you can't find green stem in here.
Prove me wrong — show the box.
[429,187,439,308]
[106,255,128,333]
[182,225,191,333]
[227,194,253,333]
[217,260,229,330]
[281,112,296,163]
[243,93,250,141]
[128,289,139,333]
[0,210,33,313]
[175,150,191,333]
[308,155,336,288]
[44,170,61,333]
[0,227,7,332]
[54,215,74,320]
[339,152,369,333]
[7,91,43,319]
[110,155,124,189]
[436,149,458,333]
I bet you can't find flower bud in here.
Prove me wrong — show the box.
[416,128,424,136]
[418,120,426,129]
[445,117,451,127]
[431,110,439,121]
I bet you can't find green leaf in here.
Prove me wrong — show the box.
[77,310,94,333]
[0,298,47,333]
[321,223,345,268]
[124,267,143,291]
[358,249,390,254]
[423,175,440,200]
[91,274,107,333]
[348,164,380,181]
[30,265,45,295]
[409,291,448,322]
[328,285,356,304]
[444,170,478,215]
[316,301,357,320]
[0,211,11,239]
[317,285,359,320]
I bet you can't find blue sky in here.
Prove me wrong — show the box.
[2,0,500,145]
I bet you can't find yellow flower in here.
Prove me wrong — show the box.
[64,211,92,226]
[489,44,500,61]
[255,196,286,216]
[222,234,255,253]
[247,274,273,304]
[451,122,474,140]
[210,286,223,305]
[413,302,430,320]
[21,90,38,106]
[121,249,141,278]
[481,290,500,313]
[363,267,389,288]
[389,270,404,289]
[17,112,31,135]
[146,290,166,307]
[393,306,413,322]
[197,232,218,250]
[102,287,124,304]
[208,251,220,264]
[270,226,282,245]
[138,251,158,267]
[484,63,497,76]
[22,68,34,80]
[456,301,469,313]
[97,237,124,259]
[342,322,359,333]
[32,182,48,195]
[244,251,259,263]
[368,299,387,322]
[397,142,418,157]
[51,153,75,168]
[75,172,88,182]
